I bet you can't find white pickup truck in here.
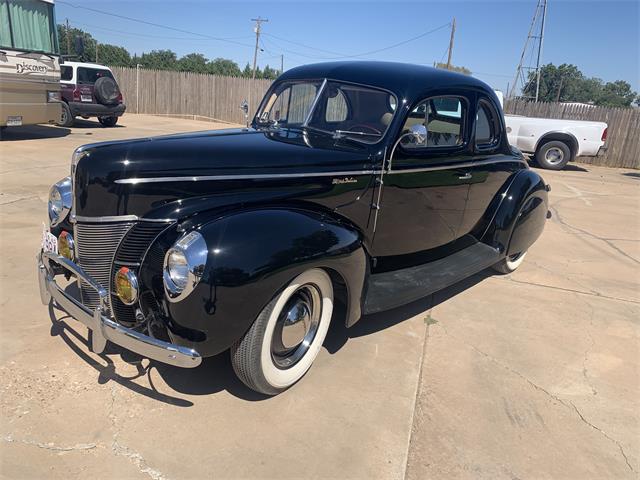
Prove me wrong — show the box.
[495,91,608,170]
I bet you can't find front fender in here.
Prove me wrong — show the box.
[481,169,549,255]
[157,208,367,357]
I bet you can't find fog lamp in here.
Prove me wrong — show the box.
[114,266,139,305]
[58,231,74,260]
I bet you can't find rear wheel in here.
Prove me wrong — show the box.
[58,102,74,127]
[231,268,334,395]
[98,116,118,127]
[492,251,527,274]
[535,140,571,170]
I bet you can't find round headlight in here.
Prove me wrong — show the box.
[48,176,72,227]
[114,266,139,305]
[58,231,74,260]
[163,231,207,302]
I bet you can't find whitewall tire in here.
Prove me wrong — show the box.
[231,268,334,395]
[492,251,527,274]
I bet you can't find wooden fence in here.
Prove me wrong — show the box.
[111,66,273,125]
[110,67,638,169]
[504,99,640,169]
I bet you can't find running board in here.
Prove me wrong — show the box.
[363,243,501,314]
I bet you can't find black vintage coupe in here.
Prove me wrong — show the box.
[39,62,549,395]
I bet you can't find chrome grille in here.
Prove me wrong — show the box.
[74,222,134,314]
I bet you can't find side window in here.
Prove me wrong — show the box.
[401,96,465,150]
[475,100,500,149]
[60,66,73,81]
[77,67,114,84]
[325,89,348,122]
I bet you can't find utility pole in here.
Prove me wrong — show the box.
[555,75,564,102]
[65,18,71,55]
[280,54,284,74]
[446,18,456,70]
[95,41,98,63]
[251,17,268,80]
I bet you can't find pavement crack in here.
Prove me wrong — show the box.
[550,204,639,265]
[438,324,635,472]
[499,276,640,305]
[567,401,634,473]
[0,194,41,206]
[3,434,97,452]
[582,302,598,396]
[108,384,169,480]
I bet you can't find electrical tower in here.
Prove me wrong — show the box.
[509,0,548,101]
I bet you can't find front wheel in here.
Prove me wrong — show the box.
[231,268,334,395]
[492,251,527,274]
[98,116,118,127]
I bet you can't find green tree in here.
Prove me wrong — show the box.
[261,64,278,80]
[523,63,638,107]
[177,53,208,73]
[139,50,178,70]
[208,58,242,76]
[599,80,638,108]
[242,63,253,78]
[96,44,131,67]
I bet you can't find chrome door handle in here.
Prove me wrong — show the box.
[457,172,472,180]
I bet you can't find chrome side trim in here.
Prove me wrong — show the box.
[38,251,202,368]
[115,170,377,185]
[387,158,528,174]
[73,215,174,223]
[113,158,526,185]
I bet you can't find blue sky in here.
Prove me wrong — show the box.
[56,0,639,93]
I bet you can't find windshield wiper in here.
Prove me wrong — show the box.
[333,129,382,138]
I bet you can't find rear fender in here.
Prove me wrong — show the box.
[156,208,367,357]
[481,170,549,255]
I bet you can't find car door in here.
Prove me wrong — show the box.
[458,96,524,238]
[371,94,475,268]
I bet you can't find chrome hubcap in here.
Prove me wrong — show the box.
[545,147,564,164]
[271,284,321,369]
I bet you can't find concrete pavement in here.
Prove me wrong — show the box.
[1,116,638,479]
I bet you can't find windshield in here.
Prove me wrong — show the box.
[256,80,397,144]
[0,0,59,55]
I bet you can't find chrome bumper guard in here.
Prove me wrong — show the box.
[37,251,202,368]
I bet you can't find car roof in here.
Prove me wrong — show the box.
[278,61,493,102]
[61,61,113,71]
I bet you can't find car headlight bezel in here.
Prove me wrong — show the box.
[163,231,208,302]
[48,176,72,227]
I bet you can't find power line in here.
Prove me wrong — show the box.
[263,22,451,60]
[58,1,255,48]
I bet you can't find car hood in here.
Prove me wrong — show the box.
[73,127,377,218]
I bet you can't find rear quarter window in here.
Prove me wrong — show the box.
[77,67,115,85]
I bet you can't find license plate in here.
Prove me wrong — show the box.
[81,94,92,102]
[7,115,22,126]
[42,224,58,254]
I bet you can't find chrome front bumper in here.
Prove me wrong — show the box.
[37,251,202,368]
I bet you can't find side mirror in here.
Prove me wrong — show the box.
[240,100,249,126]
[74,36,85,56]
[409,124,427,145]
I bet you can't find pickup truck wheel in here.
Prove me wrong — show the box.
[492,251,527,274]
[58,103,74,127]
[231,268,334,395]
[535,140,571,170]
[98,116,118,127]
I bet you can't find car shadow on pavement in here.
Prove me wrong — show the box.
[1,125,70,141]
[71,118,124,129]
[49,269,494,404]
[324,269,494,354]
